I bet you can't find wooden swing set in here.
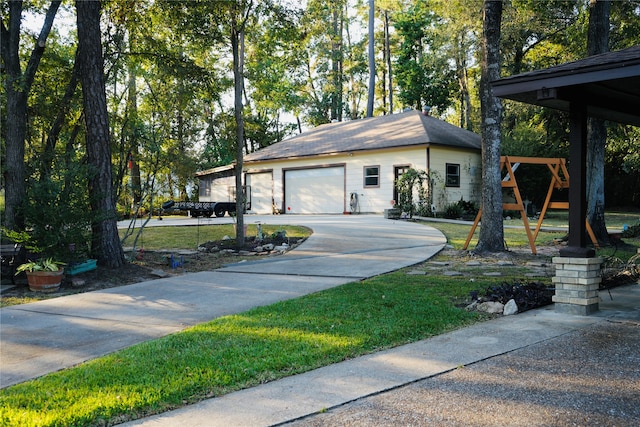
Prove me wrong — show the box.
[463,156,598,255]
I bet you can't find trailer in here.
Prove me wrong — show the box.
[161,200,236,218]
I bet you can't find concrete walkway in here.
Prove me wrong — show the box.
[2,215,638,426]
[0,215,446,388]
[122,284,640,426]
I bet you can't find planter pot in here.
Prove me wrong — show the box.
[66,259,97,276]
[26,269,64,292]
[384,208,401,219]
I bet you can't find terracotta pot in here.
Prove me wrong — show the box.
[26,269,64,292]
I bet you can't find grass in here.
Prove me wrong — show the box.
[0,273,484,427]
[523,209,640,230]
[119,222,311,250]
[0,224,312,308]
[425,216,640,262]
[425,219,567,250]
[0,296,42,308]
[1,216,637,426]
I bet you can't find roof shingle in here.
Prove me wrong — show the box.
[244,110,481,163]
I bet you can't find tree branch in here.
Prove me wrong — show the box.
[23,1,62,92]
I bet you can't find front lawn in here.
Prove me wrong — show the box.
[0,272,484,427]
[1,217,637,426]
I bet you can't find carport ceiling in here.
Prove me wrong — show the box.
[492,45,640,127]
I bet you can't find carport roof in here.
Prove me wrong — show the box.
[243,109,481,163]
[492,44,640,255]
[492,45,640,126]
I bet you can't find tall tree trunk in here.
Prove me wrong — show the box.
[344,9,359,120]
[366,0,375,117]
[456,31,472,130]
[126,36,142,209]
[586,0,610,245]
[232,9,246,245]
[1,1,61,230]
[381,25,387,114]
[330,7,343,121]
[476,0,504,253]
[384,9,393,115]
[76,0,125,267]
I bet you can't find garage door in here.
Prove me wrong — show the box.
[246,172,273,214]
[284,166,345,214]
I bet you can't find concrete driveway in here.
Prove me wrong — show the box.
[0,215,446,388]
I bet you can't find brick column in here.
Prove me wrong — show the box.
[552,257,602,315]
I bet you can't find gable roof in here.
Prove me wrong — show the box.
[244,110,481,163]
[492,45,640,126]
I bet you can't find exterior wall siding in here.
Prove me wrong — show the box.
[428,146,482,211]
[343,147,428,213]
[241,148,427,214]
[200,147,480,214]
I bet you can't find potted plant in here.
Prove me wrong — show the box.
[16,258,66,292]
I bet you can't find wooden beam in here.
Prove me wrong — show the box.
[560,102,595,257]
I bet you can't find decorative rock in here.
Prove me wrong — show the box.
[483,272,502,276]
[503,299,518,315]
[466,261,482,266]
[526,261,545,267]
[198,241,221,253]
[177,250,198,255]
[254,246,265,253]
[477,301,505,314]
[443,271,463,276]
[273,244,289,252]
[238,250,253,256]
[222,235,231,240]
[150,269,170,278]
[407,270,426,275]
[70,277,86,288]
[465,301,478,311]
[262,243,275,251]
[496,261,514,266]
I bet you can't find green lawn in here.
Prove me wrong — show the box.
[502,209,640,230]
[119,222,311,250]
[1,216,637,426]
[426,219,567,249]
[0,272,485,427]
[426,215,640,262]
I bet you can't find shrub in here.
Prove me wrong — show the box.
[443,203,463,219]
[442,199,479,220]
[395,168,432,219]
[16,166,93,263]
[457,199,479,219]
[622,222,640,238]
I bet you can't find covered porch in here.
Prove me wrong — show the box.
[492,45,640,314]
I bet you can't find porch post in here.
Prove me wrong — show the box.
[554,102,601,315]
[561,102,594,257]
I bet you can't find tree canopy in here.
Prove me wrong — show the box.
[2,0,639,259]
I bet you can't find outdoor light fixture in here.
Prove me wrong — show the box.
[537,87,558,100]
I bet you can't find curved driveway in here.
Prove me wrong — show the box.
[1,215,445,388]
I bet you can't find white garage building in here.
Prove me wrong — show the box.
[197,109,482,215]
